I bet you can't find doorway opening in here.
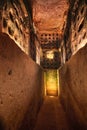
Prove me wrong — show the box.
[44,69,59,96]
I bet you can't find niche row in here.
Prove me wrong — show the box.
[2,2,29,54]
[40,33,60,44]
[71,1,87,54]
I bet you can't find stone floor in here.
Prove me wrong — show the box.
[34,96,71,130]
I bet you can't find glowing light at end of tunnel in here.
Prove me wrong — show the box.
[49,96,54,98]
[46,51,54,59]
[44,70,60,97]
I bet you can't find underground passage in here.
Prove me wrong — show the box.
[0,0,87,130]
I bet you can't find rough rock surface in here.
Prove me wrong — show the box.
[59,44,87,130]
[33,0,69,34]
[0,33,44,130]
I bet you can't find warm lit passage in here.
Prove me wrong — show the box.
[44,70,59,96]
[0,0,87,130]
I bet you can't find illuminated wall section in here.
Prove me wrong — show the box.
[35,37,43,65]
[71,0,87,55]
[2,1,30,55]
[62,0,87,62]
[44,69,59,96]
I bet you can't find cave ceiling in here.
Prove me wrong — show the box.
[33,0,69,36]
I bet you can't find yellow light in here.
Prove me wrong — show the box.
[59,48,61,52]
[46,51,54,59]
[44,70,60,96]
[49,96,54,98]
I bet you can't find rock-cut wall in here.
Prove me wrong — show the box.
[0,33,44,130]
[59,45,87,130]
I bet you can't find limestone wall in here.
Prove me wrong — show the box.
[2,1,30,55]
[59,45,87,130]
[62,0,87,61]
[0,33,44,130]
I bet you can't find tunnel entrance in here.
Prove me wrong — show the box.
[44,70,59,96]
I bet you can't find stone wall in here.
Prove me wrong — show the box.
[62,0,87,61]
[1,1,30,55]
[0,33,44,130]
[70,0,87,55]
[59,45,87,130]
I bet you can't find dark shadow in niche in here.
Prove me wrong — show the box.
[8,27,14,36]
[81,7,84,14]
[13,4,19,17]
[77,16,79,20]
[3,3,7,11]
[3,18,7,28]
[20,29,22,34]
[74,33,76,38]
[15,36,17,41]
[78,20,84,32]
[83,32,86,39]
[9,12,14,22]
[41,34,43,37]
[15,21,19,30]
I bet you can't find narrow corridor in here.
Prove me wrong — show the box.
[34,96,71,130]
[0,1,87,130]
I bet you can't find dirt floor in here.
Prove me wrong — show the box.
[34,96,71,130]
